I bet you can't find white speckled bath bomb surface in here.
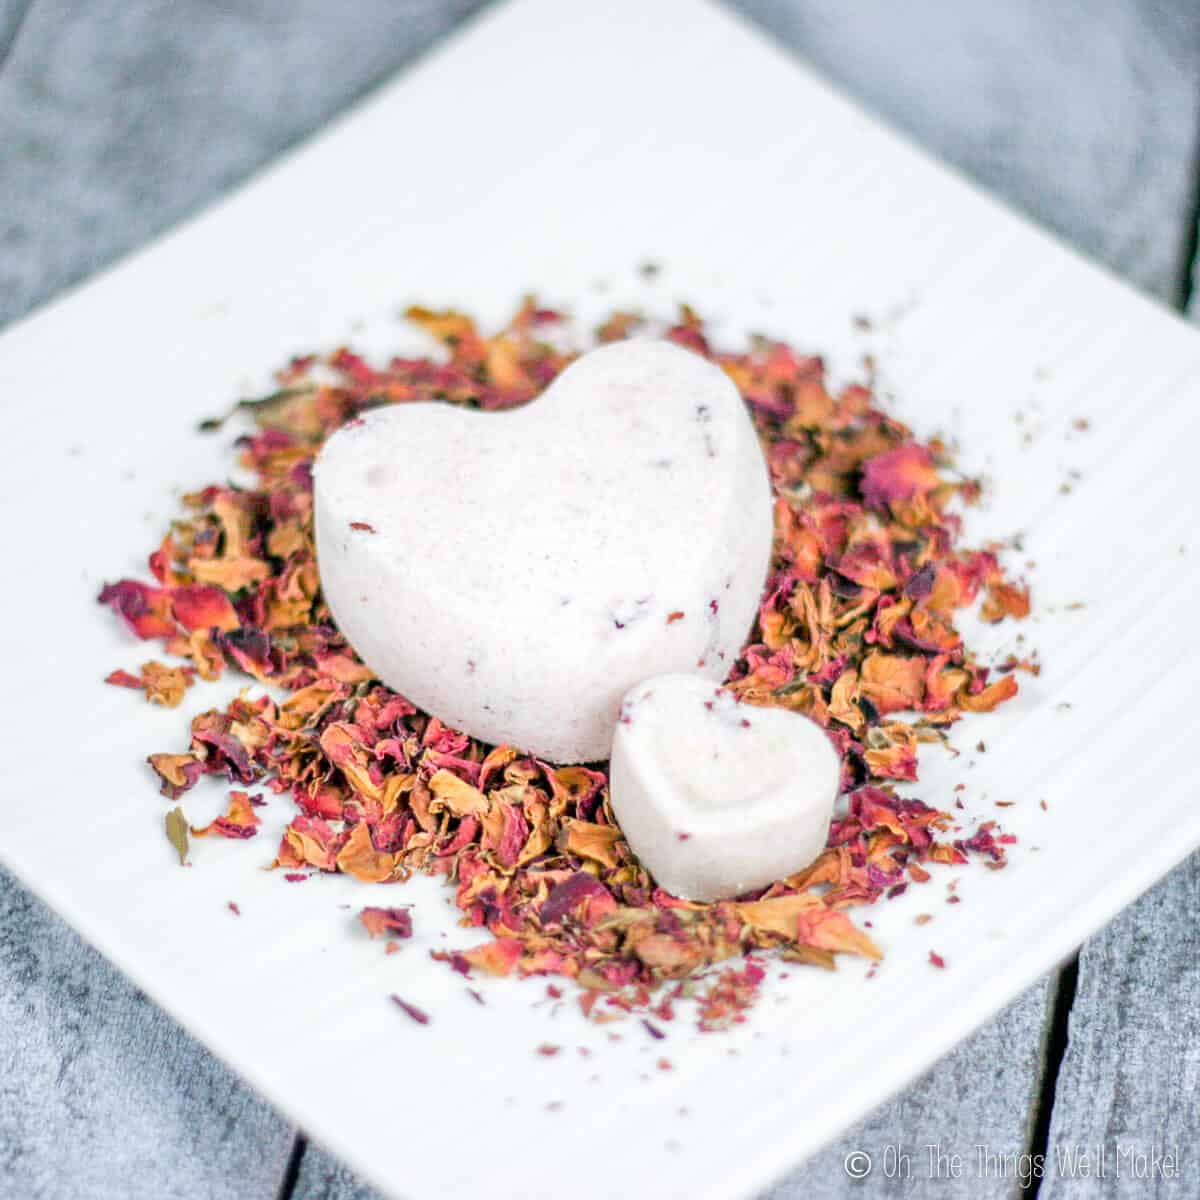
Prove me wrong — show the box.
[609,675,841,901]
[313,339,774,761]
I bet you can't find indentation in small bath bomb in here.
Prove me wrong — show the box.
[609,674,840,901]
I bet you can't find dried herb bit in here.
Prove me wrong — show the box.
[165,806,189,866]
[103,299,1031,1030]
[698,963,766,1032]
[198,384,321,433]
[105,661,195,708]
[540,871,610,927]
[390,995,430,1025]
[360,906,414,940]
[191,791,261,840]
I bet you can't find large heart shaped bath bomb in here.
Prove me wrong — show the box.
[609,675,840,900]
[314,339,773,762]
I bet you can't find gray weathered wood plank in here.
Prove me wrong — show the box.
[734,0,1200,303]
[0,0,488,331]
[0,866,295,1199]
[292,1145,383,1200]
[1040,859,1200,1198]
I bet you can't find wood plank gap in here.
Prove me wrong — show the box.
[1172,117,1200,309]
[1021,957,1080,1196]
[0,0,34,72]
[276,1134,309,1200]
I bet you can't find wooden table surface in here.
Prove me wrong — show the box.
[3,2,1199,1196]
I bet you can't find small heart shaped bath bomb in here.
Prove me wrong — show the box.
[609,675,840,900]
[314,339,773,762]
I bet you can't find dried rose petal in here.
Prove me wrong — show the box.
[103,300,1028,1031]
[360,906,414,940]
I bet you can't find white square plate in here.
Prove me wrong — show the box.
[3,2,1199,1196]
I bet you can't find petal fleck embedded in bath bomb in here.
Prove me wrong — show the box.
[314,339,774,762]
